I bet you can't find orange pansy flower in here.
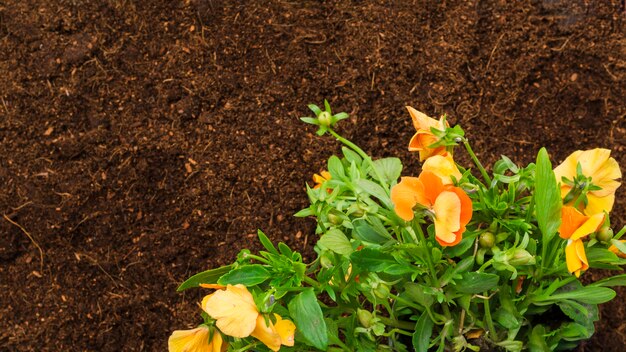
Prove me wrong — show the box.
[406,106,449,161]
[559,206,604,277]
[391,170,472,246]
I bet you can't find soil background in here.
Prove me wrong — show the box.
[1,0,625,351]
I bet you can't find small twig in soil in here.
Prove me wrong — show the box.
[3,214,44,273]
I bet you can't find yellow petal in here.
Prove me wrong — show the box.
[211,332,227,352]
[274,315,296,347]
[609,240,626,259]
[251,315,281,352]
[570,212,604,241]
[168,326,211,352]
[589,155,621,197]
[584,194,615,216]
[407,106,439,132]
[433,191,461,245]
[578,149,612,178]
[202,285,258,338]
[554,150,583,183]
[565,240,588,278]
[422,154,462,185]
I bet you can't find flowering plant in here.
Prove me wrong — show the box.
[169,101,624,352]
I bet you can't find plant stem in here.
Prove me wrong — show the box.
[302,275,322,289]
[378,316,416,331]
[463,139,492,185]
[244,253,270,264]
[328,129,389,192]
[482,291,498,342]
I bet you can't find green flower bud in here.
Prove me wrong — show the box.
[318,111,332,127]
[479,232,495,248]
[374,283,390,299]
[327,211,343,225]
[357,309,374,328]
[508,248,535,266]
[596,226,614,243]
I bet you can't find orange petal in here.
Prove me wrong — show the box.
[251,315,281,352]
[202,285,258,338]
[609,240,626,259]
[422,154,462,185]
[559,206,589,239]
[418,171,445,206]
[433,191,461,245]
[407,106,439,131]
[200,283,226,289]
[570,212,604,241]
[446,185,472,227]
[391,177,424,221]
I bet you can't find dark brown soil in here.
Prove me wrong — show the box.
[1,0,624,351]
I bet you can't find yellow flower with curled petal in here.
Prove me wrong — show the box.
[201,284,296,351]
[406,106,449,161]
[168,325,227,352]
[554,149,621,215]
[422,154,462,185]
[559,206,604,277]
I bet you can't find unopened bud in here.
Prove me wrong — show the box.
[509,249,535,266]
[374,283,390,299]
[318,111,332,127]
[596,226,613,243]
[327,211,343,225]
[479,232,495,249]
[357,309,374,328]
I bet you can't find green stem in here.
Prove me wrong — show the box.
[244,254,270,264]
[378,316,416,331]
[463,139,492,185]
[303,275,322,290]
[328,129,389,192]
[482,291,498,342]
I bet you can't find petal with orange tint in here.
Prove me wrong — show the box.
[251,315,281,352]
[391,177,424,221]
[446,185,472,227]
[565,240,587,278]
[433,191,461,245]
[200,283,226,289]
[578,149,612,177]
[407,106,439,131]
[584,194,615,216]
[202,285,258,338]
[422,154,462,185]
[418,171,445,206]
[570,212,604,241]
[559,206,589,239]
[589,157,621,197]
[554,150,583,183]
[168,326,211,352]
[274,315,296,347]
[609,240,626,259]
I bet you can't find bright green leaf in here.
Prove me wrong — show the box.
[288,289,328,350]
[218,264,270,286]
[177,265,232,291]
[318,229,353,256]
[535,148,562,244]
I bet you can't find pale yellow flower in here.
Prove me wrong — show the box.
[554,148,621,215]
[422,154,462,185]
[250,314,296,351]
[168,325,226,352]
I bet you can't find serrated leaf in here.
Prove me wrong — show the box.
[218,264,270,286]
[177,265,233,291]
[288,289,328,350]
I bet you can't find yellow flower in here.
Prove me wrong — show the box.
[313,170,332,192]
[554,149,621,215]
[201,285,296,351]
[422,154,462,185]
[559,206,604,277]
[168,325,227,352]
[406,106,449,161]
[391,170,472,246]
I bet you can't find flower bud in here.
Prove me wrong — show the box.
[596,226,613,243]
[327,211,343,225]
[479,232,495,248]
[373,283,390,299]
[508,249,535,266]
[357,309,374,328]
[318,111,332,127]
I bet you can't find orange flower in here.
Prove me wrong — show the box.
[559,206,604,277]
[313,170,332,192]
[554,149,621,215]
[406,106,449,161]
[391,170,472,246]
[422,154,462,185]
[201,284,295,351]
[168,325,227,352]
[609,240,626,259]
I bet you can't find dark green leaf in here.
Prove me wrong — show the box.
[454,272,499,294]
[258,230,278,255]
[590,273,626,287]
[538,286,615,304]
[494,309,520,329]
[353,219,392,244]
[528,325,549,352]
[350,248,397,272]
[288,289,328,350]
[177,265,232,291]
[412,311,433,352]
[318,229,353,256]
[218,264,270,286]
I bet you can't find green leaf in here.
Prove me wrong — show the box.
[218,264,270,286]
[537,286,616,304]
[610,239,626,255]
[494,309,520,329]
[308,104,322,116]
[342,147,363,164]
[357,179,391,206]
[404,283,434,307]
[300,117,319,125]
[352,219,392,244]
[371,157,403,184]
[535,148,562,244]
[328,155,345,179]
[590,273,626,287]
[350,248,397,272]
[288,289,328,350]
[559,322,592,341]
[454,272,499,294]
[440,257,475,286]
[177,265,233,291]
[412,311,433,352]
[528,325,549,352]
[318,229,353,256]
[293,207,315,218]
[258,229,279,255]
